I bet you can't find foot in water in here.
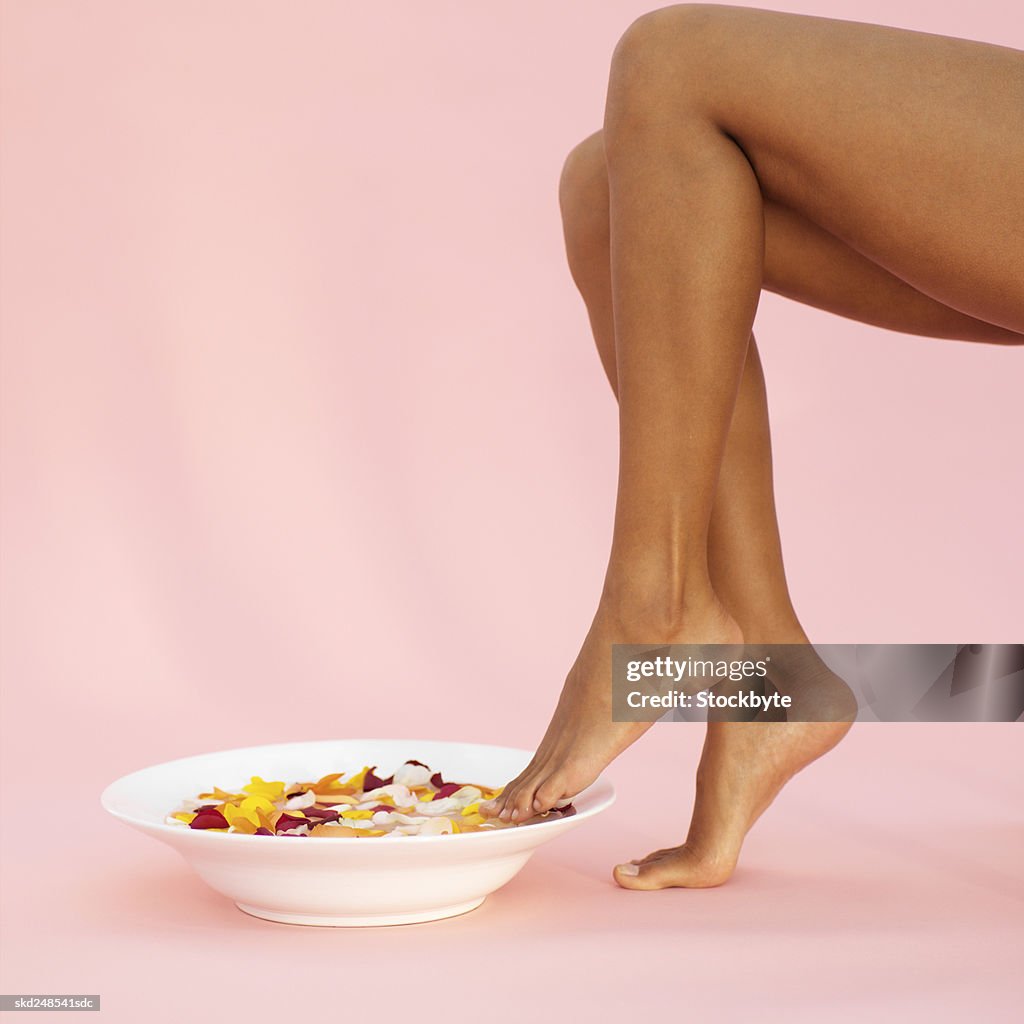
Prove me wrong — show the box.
[482,593,743,822]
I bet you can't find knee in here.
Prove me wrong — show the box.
[559,131,610,269]
[605,4,723,143]
[611,3,723,78]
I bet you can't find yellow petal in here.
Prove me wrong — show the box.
[223,802,263,827]
[341,766,370,790]
[240,795,275,815]
[171,812,196,824]
[242,776,285,799]
[339,809,374,820]
[461,803,480,816]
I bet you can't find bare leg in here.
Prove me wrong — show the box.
[487,8,762,824]
[487,6,1023,828]
[550,128,1017,886]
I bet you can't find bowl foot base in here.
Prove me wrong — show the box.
[235,897,486,928]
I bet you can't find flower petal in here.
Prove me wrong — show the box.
[274,812,310,834]
[363,767,394,791]
[432,783,463,800]
[190,808,229,830]
[242,776,285,799]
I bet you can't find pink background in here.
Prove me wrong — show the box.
[1,1,1021,1021]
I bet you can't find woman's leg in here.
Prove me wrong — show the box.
[488,9,765,824]
[488,5,1024,825]
[549,129,1017,887]
[559,132,1018,631]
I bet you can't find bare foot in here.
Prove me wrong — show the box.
[483,596,743,821]
[614,652,854,889]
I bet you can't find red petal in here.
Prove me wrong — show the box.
[405,760,430,768]
[432,783,462,800]
[254,827,274,836]
[303,807,340,822]
[429,772,445,788]
[369,805,395,814]
[274,813,309,834]
[189,809,229,830]
[363,767,394,791]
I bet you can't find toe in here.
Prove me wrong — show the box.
[505,779,541,821]
[613,846,734,890]
[489,777,527,821]
[532,774,571,814]
[482,765,534,818]
[613,859,675,891]
[479,791,505,818]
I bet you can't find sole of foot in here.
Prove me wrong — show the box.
[614,702,853,890]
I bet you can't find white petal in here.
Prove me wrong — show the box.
[393,764,432,788]
[415,798,459,816]
[418,817,455,836]
[362,784,415,806]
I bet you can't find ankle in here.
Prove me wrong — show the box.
[599,574,733,641]
[732,614,808,646]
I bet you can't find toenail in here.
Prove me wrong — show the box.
[616,863,639,876]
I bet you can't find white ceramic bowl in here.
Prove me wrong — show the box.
[101,738,615,927]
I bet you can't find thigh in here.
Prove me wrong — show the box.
[763,201,1023,344]
[662,5,1024,332]
[561,127,1021,383]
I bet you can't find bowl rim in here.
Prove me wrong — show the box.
[100,737,616,845]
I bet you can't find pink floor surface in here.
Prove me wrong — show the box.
[2,725,1020,1022]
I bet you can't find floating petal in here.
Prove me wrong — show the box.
[432,783,463,800]
[190,808,229,830]
[274,813,309,834]
[242,776,285,799]
[393,762,432,788]
[341,766,370,790]
[362,767,394,791]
